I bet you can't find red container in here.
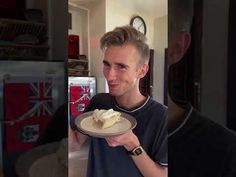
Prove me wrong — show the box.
[0,0,25,8]
[68,34,80,59]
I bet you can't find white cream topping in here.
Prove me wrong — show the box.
[93,109,121,122]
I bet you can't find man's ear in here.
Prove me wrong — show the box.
[168,32,191,65]
[138,64,149,79]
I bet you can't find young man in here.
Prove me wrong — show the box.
[70,26,168,177]
[168,0,236,176]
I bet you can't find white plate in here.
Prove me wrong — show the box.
[75,111,137,138]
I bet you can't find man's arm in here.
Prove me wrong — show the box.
[130,151,167,177]
[106,131,167,177]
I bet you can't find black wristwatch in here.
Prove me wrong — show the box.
[128,146,144,156]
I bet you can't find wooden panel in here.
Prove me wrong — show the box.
[227,0,236,131]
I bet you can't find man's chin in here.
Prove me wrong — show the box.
[109,92,118,96]
[108,90,120,97]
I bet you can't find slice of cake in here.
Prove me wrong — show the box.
[92,109,121,129]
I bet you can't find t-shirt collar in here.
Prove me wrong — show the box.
[168,105,193,137]
[113,96,151,113]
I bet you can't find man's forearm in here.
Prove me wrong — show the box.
[105,131,167,176]
[131,150,167,177]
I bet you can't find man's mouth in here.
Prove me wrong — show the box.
[108,83,119,88]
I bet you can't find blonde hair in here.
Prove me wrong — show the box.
[100,25,150,64]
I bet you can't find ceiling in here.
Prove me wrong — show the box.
[69,0,167,18]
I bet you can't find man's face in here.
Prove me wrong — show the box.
[103,44,145,97]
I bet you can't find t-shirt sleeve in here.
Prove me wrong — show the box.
[84,94,97,112]
[152,108,168,166]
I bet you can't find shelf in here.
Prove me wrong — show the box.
[0,18,45,26]
[0,18,48,61]
[69,68,89,76]
[0,44,49,60]
[69,68,89,72]
[0,18,47,42]
[68,58,88,63]
[68,58,88,68]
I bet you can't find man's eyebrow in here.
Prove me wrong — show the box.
[103,60,110,65]
[114,62,129,68]
[103,60,129,68]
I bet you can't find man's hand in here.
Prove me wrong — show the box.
[69,126,87,152]
[105,130,140,151]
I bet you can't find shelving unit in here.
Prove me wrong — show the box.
[0,18,46,41]
[68,3,90,76]
[68,58,89,76]
[0,43,49,60]
[0,18,48,61]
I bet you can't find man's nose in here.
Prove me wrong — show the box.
[105,67,117,81]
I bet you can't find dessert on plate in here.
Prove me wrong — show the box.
[92,109,121,129]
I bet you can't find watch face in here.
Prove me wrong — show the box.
[130,146,144,156]
[134,147,143,155]
[130,16,146,35]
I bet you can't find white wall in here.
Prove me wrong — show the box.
[68,5,89,56]
[153,15,167,104]
[201,0,229,126]
[87,0,106,93]
[105,0,155,48]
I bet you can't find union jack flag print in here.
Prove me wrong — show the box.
[3,77,54,152]
[29,81,53,117]
[70,85,91,116]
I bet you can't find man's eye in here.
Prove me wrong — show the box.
[116,64,126,69]
[103,62,110,67]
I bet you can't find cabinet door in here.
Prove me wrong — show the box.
[139,49,154,97]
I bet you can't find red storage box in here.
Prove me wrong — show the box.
[68,34,80,59]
